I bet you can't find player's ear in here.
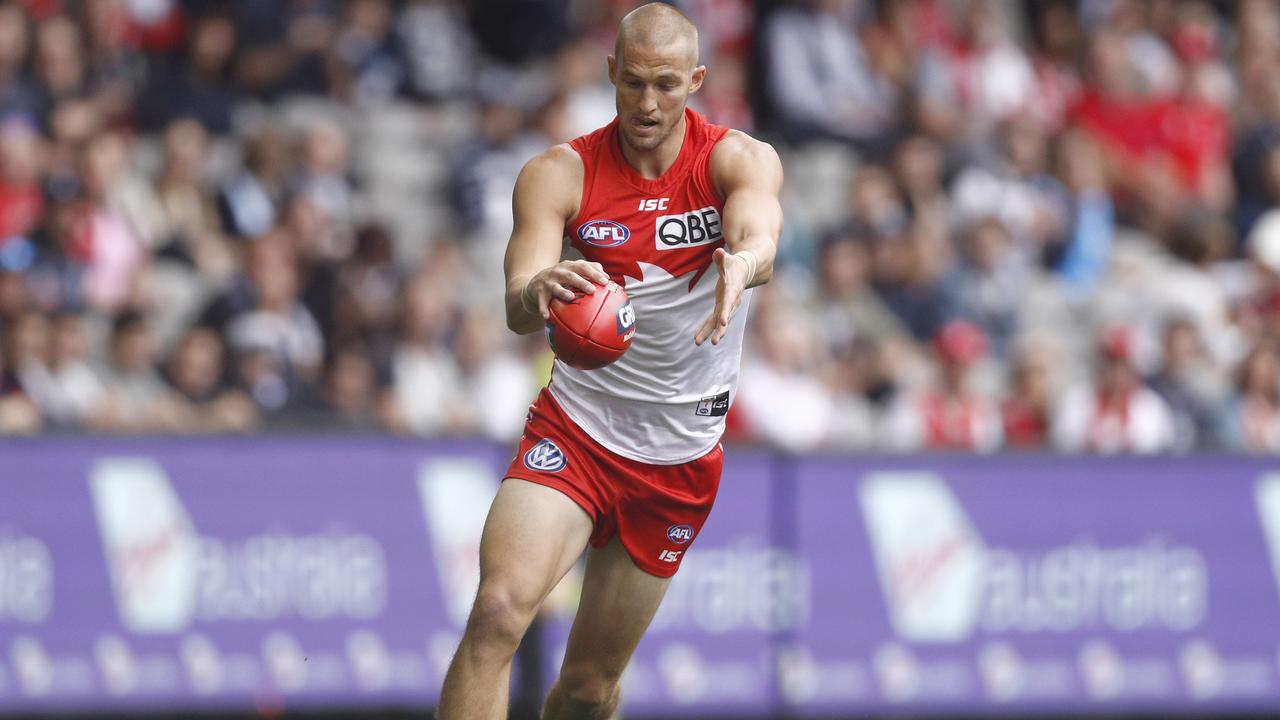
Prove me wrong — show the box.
[689,65,706,94]
[607,54,618,86]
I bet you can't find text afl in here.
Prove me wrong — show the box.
[578,219,631,247]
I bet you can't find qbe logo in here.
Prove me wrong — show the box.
[667,524,694,544]
[523,439,567,472]
[655,206,722,250]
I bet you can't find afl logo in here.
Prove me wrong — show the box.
[579,220,630,247]
[666,524,694,544]
[524,439,567,472]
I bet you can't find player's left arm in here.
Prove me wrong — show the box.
[695,130,784,346]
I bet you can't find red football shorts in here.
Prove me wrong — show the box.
[503,386,722,578]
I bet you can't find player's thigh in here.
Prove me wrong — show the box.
[477,479,595,610]
[558,537,671,679]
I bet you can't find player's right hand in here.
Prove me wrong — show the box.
[524,260,610,319]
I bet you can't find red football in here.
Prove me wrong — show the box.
[546,280,636,370]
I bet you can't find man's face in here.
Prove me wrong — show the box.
[608,42,704,153]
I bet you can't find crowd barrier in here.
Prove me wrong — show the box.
[2,438,1280,716]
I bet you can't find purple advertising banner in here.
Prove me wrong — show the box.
[0,437,509,714]
[787,454,1280,716]
[3,439,1280,716]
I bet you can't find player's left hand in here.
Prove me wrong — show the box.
[695,248,752,346]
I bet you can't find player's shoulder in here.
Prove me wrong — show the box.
[710,129,783,191]
[515,143,584,214]
[520,143,584,184]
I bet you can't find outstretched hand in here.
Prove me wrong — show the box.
[695,248,754,346]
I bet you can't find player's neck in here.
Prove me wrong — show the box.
[619,112,687,180]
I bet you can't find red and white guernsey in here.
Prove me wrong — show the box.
[549,108,750,465]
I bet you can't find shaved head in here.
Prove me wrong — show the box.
[615,2,699,70]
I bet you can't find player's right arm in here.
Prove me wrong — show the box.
[504,145,611,335]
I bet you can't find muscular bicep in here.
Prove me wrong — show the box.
[504,150,581,288]
[713,134,783,251]
[722,181,783,248]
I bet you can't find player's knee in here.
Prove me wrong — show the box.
[466,584,537,653]
[557,662,623,706]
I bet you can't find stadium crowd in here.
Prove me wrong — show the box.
[2,0,1280,454]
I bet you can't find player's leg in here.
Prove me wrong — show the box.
[541,537,671,719]
[438,479,594,720]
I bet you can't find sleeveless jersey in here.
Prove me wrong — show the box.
[548,108,751,465]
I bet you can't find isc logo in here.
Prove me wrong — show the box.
[638,198,669,211]
[658,549,682,563]
[655,206,722,250]
[578,220,630,247]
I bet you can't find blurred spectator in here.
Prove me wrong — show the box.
[950,114,1069,250]
[870,219,951,342]
[327,0,403,105]
[320,342,386,431]
[737,288,833,451]
[1147,316,1223,451]
[154,118,233,281]
[219,127,290,239]
[1001,342,1054,449]
[1049,130,1114,293]
[3,309,51,401]
[697,52,753,133]
[223,236,325,400]
[446,307,534,442]
[396,0,476,102]
[18,310,104,429]
[0,2,37,119]
[1053,327,1176,453]
[468,0,572,65]
[914,0,1034,147]
[1024,0,1084,132]
[232,1,335,99]
[1219,339,1280,451]
[89,309,192,432]
[821,339,878,449]
[33,15,87,125]
[334,224,402,372]
[385,272,459,436]
[812,228,909,351]
[76,131,148,311]
[0,117,45,244]
[140,10,238,133]
[893,133,949,232]
[942,217,1027,358]
[0,343,40,434]
[294,117,355,241]
[763,0,896,146]
[81,0,149,126]
[166,326,257,433]
[882,320,1002,452]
